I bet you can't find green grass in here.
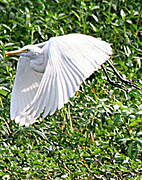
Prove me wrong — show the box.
[0,0,142,179]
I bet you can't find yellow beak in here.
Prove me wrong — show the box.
[6,49,27,55]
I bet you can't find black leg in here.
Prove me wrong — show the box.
[107,60,141,90]
[101,64,128,91]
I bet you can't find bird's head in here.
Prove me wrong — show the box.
[6,45,42,57]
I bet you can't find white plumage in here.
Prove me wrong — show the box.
[6,34,112,126]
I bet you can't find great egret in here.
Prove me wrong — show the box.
[6,33,138,126]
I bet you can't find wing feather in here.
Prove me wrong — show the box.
[14,34,112,125]
[11,56,43,121]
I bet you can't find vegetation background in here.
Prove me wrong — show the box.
[0,0,142,179]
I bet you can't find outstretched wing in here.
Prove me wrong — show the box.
[15,34,112,126]
[11,56,43,121]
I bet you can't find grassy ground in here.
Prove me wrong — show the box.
[0,0,142,179]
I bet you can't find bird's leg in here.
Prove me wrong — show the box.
[101,64,127,91]
[107,60,140,90]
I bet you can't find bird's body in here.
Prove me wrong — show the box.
[6,33,112,126]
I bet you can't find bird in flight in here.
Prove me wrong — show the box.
[6,34,139,126]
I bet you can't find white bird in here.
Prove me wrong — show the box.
[6,33,113,126]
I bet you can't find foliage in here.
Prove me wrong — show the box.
[0,0,142,179]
